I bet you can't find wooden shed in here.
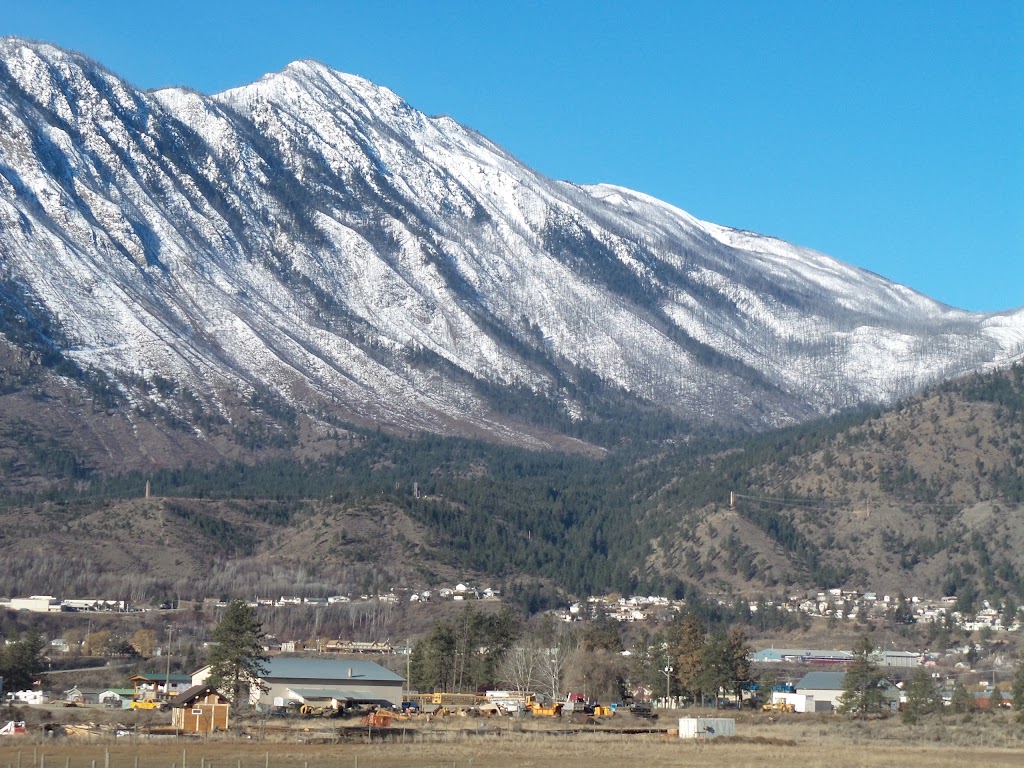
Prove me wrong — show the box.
[170,685,231,733]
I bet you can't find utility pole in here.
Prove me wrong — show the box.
[164,625,174,701]
[664,666,673,705]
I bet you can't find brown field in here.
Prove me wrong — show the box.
[1,710,1023,768]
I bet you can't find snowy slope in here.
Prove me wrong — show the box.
[0,39,1021,447]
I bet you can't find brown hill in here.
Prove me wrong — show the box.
[0,494,466,603]
[1,352,1021,609]
[650,364,1024,602]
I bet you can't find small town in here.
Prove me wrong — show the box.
[2,582,1021,736]
[3,580,1018,631]
[1,4,1022,768]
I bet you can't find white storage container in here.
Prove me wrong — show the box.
[678,717,735,738]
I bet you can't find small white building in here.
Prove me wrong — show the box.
[61,598,127,611]
[10,690,48,704]
[9,595,62,613]
[878,651,920,668]
[678,717,735,739]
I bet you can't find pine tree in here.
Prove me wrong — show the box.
[1012,650,1024,713]
[206,600,269,706]
[902,668,941,724]
[670,613,705,703]
[698,632,733,708]
[949,679,975,713]
[838,636,888,715]
[0,631,47,691]
[725,626,753,703]
[989,683,1003,710]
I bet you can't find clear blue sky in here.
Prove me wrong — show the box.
[5,1,1022,312]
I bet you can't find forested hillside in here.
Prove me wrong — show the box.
[1,365,1021,610]
[648,363,1024,605]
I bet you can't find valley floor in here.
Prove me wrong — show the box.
[1,711,1022,768]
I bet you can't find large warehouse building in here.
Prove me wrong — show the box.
[193,658,405,709]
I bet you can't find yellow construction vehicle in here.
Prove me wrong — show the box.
[130,699,167,711]
[300,703,334,717]
[361,709,410,726]
[527,702,563,717]
[761,701,795,713]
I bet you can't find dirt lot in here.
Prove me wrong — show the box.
[1,707,1022,768]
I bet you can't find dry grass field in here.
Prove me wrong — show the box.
[1,711,1023,768]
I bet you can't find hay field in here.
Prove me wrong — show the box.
[1,713,1022,768]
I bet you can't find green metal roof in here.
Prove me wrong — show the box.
[263,658,404,682]
[796,670,899,695]
[795,671,846,691]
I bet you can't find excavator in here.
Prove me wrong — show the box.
[361,708,410,727]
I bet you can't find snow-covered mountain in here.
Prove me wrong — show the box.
[1,39,1021,448]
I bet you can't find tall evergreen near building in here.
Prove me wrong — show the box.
[949,679,975,714]
[1012,650,1024,715]
[206,600,270,705]
[0,632,47,692]
[838,636,888,715]
[725,627,753,703]
[670,613,706,703]
[902,668,941,724]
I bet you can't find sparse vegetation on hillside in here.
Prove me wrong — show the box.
[651,363,1024,602]
[0,365,1020,609]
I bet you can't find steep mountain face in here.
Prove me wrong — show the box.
[1,38,1022,454]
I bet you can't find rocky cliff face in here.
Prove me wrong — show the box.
[1,38,1021,450]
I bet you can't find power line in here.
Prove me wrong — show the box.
[731,492,845,510]
[730,491,970,512]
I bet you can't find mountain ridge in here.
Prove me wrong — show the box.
[1,37,1022,460]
